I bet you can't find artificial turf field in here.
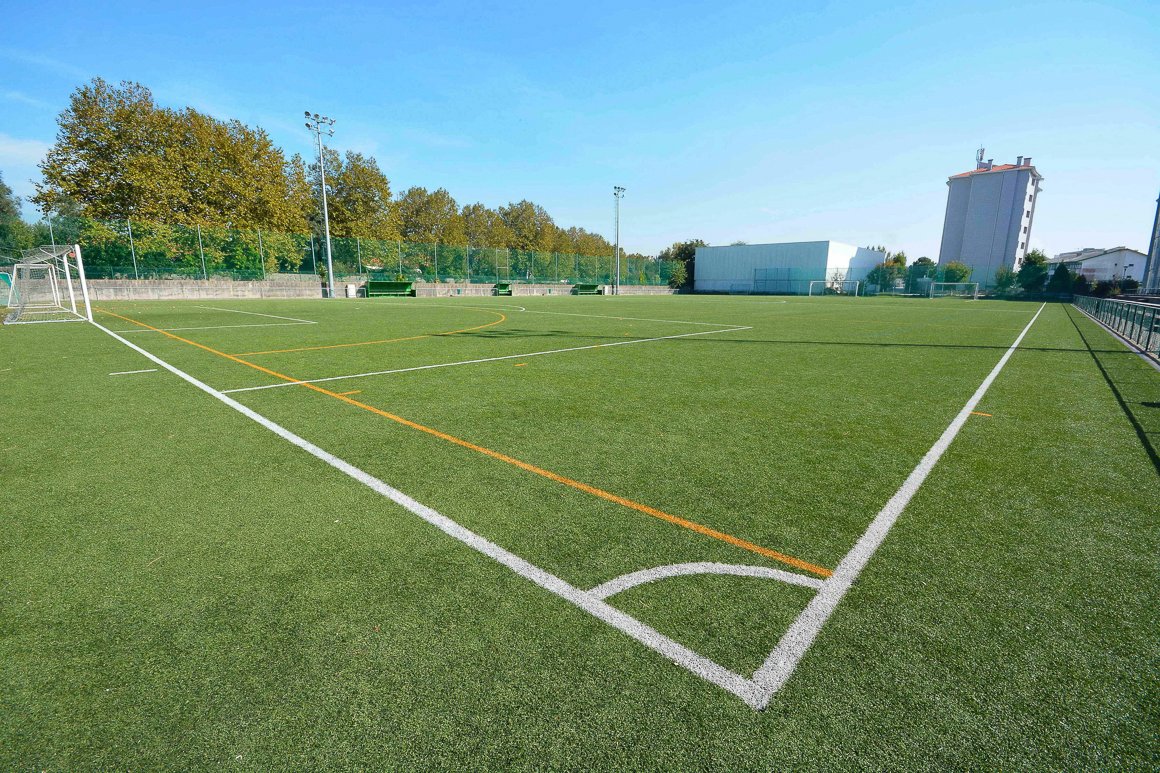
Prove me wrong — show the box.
[2,295,1157,769]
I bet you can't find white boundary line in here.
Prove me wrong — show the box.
[110,321,314,333]
[108,368,158,376]
[221,325,751,394]
[589,562,824,599]
[375,298,747,328]
[193,305,317,324]
[748,302,1046,708]
[82,301,1044,709]
[88,319,766,707]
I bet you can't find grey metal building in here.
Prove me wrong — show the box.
[938,151,1043,287]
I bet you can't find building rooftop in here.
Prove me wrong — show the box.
[950,162,1042,180]
[1049,246,1145,264]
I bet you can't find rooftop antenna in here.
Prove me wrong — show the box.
[976,146,985,169]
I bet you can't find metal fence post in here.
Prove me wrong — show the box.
[356,237,363,275]
[258,229,266,279]
[127,219,140,280]
[196,224,207,280]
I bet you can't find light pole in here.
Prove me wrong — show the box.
[305,111,337,298]
[613,186,625,295]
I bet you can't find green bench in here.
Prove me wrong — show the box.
[494,283,513,296]
[572,284,602,295]
[365,281,415,297]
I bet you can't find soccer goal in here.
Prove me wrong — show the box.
[4,244,93,324]
[0,272,12,307]
[808,280,860,296]
[929,282,979,300]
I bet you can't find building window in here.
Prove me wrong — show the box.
[1020,241,1025,250]
[1023,226,1027,233]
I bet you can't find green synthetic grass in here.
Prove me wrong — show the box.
[1,296,1156,769]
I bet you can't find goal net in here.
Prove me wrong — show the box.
[808,280,860,296]
[929,282,979,299]
[4,244,93,324]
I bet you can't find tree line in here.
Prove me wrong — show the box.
[7,78,652,273]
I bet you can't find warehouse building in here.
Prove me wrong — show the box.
[694,241,884,294]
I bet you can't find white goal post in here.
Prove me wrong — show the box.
[4,244,93,324]
[808,280,860,297]
[929,282,980,299]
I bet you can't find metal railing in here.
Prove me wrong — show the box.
[1073,295,1160,360]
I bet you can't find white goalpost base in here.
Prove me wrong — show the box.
[808,280,860,297]
[929,282,980,300]
[4,244,93,324]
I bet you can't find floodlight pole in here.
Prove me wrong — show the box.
[305,111,337,298]
[613,186,625,295]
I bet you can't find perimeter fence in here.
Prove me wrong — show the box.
[1073,295,1160,360]
[18,216,677,286]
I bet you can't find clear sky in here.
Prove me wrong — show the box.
[2,0,1158,258]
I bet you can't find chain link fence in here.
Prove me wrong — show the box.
[25,216,677,287]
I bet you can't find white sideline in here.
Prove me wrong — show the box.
[111,321,314,333]
[220,325,752,393]
[589,562,824,600]
[748,302,1046,708]
[108,368,157,376]
[88,319,767,708]
[193,305,317,324]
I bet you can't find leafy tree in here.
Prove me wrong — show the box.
[497,200,555,253]
[907,256,936,286]
[657,239,706,290]
[993,265,1019,294]
[1017,248,1049,292]
[461,203,511,248]
[314,150,399,240]
[36,78,308,232]
[667,260,687,289]
[1072,273,1091,295]
[1045,263,1073,294]
[0,172,20,221]
[396,187,464,245]
[941,261,972,282]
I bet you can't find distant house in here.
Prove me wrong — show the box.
[1047,247,1147,284]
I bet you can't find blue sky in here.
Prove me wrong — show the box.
[2,0,1158,258]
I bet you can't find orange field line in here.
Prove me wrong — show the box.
[970,411,993,417]
[98,309,832,578]
[231,310,507,356]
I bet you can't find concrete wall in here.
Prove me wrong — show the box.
[88,274,322,301]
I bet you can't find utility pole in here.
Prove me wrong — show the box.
[613,186,625,295]
[305,111,337,298]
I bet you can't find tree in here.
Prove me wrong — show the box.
[657,239,707,290]
[0,172,20,221]
[396,187,464,245]
[36,78,309,232]
[941,261,972,282]
[1017,249,1049,292]
[907,256,936,286]
[461,203,510,248]
[1045,263,1073,294]
[497,200,555,253]
[315,150,399,240]
[993,265,1019,294]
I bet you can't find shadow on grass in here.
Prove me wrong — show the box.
[1063,304,1160,475]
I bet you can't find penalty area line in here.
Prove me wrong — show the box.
[87,319,767,708]
[221,325,752,393]
[750,302,1047,709]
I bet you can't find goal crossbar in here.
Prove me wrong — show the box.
[808,280,860,297]
[929,281,979,299]
[4,244,93,324]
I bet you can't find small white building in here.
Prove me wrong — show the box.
[694,241,884,294]
[1047,247,1147,283]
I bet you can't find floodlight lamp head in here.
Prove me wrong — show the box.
[305,110,310,117]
